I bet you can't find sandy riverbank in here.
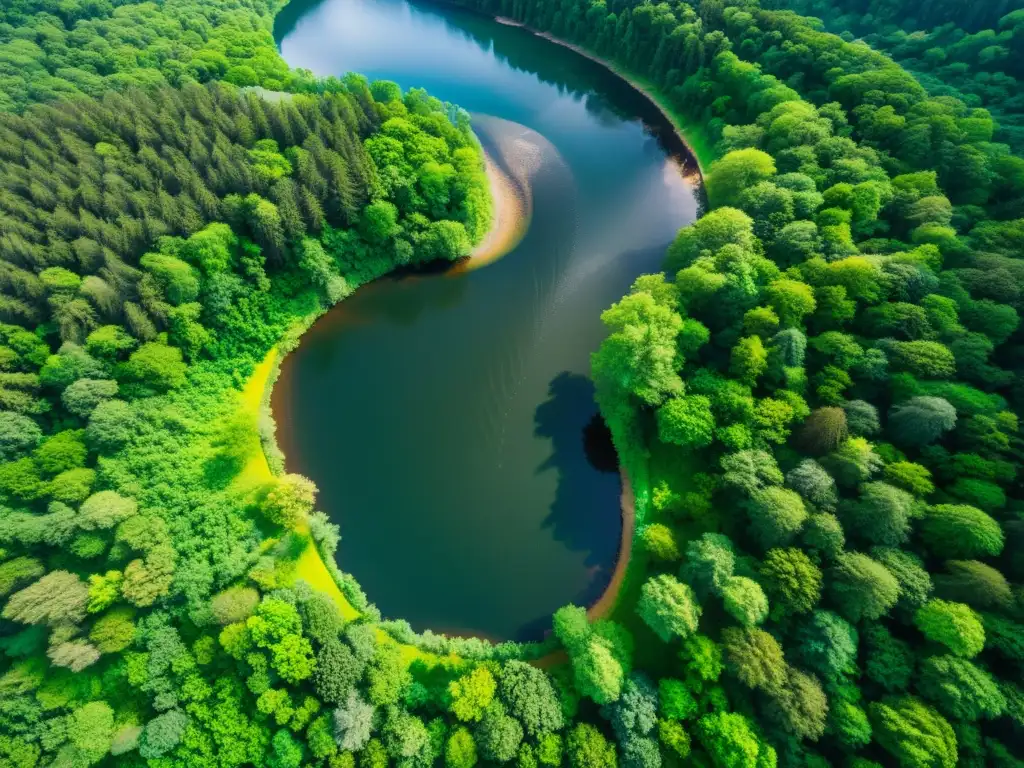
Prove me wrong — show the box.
[587,467,636,621]
[453,145,530,273]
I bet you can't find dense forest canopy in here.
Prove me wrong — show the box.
[0,0,1022,767]
[764,0,1024,153]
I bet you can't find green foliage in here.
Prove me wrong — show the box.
[498,661,564,738]
[759,548,822,617]
[566,723,617,768]
[656,395,715,449]
[828,552,900,622]
[920,505,1004,559]
[448,667,496,723]
[637,574,701,643]
[870,697,957,768]
[918,655,1005,721]
[721,577,769,627]
[914,600,986,658]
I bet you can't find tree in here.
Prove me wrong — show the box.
[766,279,816,327]
[883,461,934,496]
[863,624,914,693]
[66,701,115,765]
[0,411,41,461]
[764,667,828,741]
[840,482,916,547]
[746,487,808,549]
[785,460,838,511]
[920,505,1004,559]
[721,577,769,627]
[476,702,523,764]
[799,408,849,455]
[665,207,756,272]
[872,548,933,615]
[366,642,409,706]
[828,552,900,622]
[888,397,957,446]
[498,661,563,738]
[759,548,822,617]
[79,490,138,531]
[602,674,657,741]
[657,719,690,760]
[721,450,784,496]
[640,524,679,562]
[696,711,773,768]
[821,438,883,487]
[446,727,478,768]
[566,723,617,768]
[803,513,846,559]
[914,600,985,658]
[706,150,777,207]
[682,533,736,598]
[918,655,1005,721]
[211,586,261,625]
[592,292,683,408]
[139,710,189,759]
[721,627,787,692]
[333,691,375,752]
[870,697,957,768]
[86,399,137,453]
[314,639,363,705]
[934,560,1013,611]
[656,395,715,449]
[574,638,625,705]
[140,253,200,304]
[89,607,136,653]
[2,570,89,626]
[382,707,430,760]
[262,474,317,529]
[121,343,187,390]
[62,378,119,418]
[794,611,858,683]
[637,574,701,642]
[843,400,880,436]
[34,430,87,474]
[361,201,400,243]
[730,336,768,386]
[449,667,497,723]
[882,341,956,379]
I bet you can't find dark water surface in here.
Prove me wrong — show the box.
[274,0,700,640]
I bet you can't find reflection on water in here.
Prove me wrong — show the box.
[274,0,700,640]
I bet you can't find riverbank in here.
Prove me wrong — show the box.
[493,16,717,174]
[587,467,636,621]
[455,148,530,272]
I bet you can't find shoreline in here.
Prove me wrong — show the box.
[453,147,530,273]
[492,16,712,175]
[587,467,636,622]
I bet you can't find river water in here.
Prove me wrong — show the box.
[273,0,700,640]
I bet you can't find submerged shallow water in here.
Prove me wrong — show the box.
[274,0,700,640]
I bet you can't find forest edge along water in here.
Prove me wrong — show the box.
[271,0,703,642]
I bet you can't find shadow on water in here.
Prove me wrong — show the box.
[534,372,622,600]
[273,0,702,177]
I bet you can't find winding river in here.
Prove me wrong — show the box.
[273,0,701,640]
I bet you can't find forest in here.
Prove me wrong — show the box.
[763,0,1024,153]
[0,0,1022,767]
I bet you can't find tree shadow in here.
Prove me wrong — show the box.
[534,372,622,605]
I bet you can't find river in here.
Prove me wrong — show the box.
[273,0,701,640]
